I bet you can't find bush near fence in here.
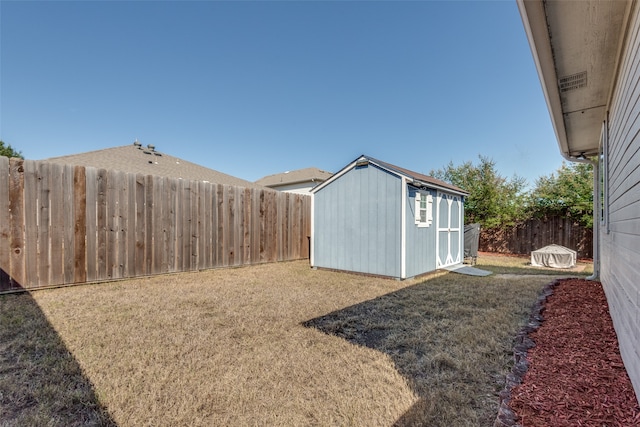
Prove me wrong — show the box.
[0,158,311,292]
[479,216,593,259]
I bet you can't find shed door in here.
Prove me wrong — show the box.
[436,193,462,268]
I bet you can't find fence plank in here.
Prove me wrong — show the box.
[210,182,218,268]
[36,162,51,286]
[227,185,236,266]
[202,182,212,268]
[220,185,228,266]
[242,188,251,264]
[97,169,108,280]
[85,167,97,282]
[135,174,146,276]
[126,173,136,278]
[174,178,184,271]
[106,170,118,279]
[63,165,75,284]
[112,172,128,279]
[9,159,26,288]
[181,180,192,270]
[49,163,64,286]
[23,161,38,288]
[74,166,87,284]
[197,180,206,270]
[145,175,154,275]
[164,177,176,273]
[0,157,10,290]
[152,175,164,274]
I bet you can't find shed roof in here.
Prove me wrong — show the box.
[255,167,333,187]
[42,143,268,190]
[312,155,468,196]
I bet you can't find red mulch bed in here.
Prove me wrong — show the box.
[499,279,640,426]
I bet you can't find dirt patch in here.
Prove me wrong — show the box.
[497,278,640,426]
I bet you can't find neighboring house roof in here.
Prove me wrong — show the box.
[312,155,468,196]
[255,167,333,188]
[42,142,268,190]
[517,0,631,159]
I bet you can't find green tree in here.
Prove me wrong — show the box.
[0,140,23,159]
[528,161,593,228]
[430,155,528,228]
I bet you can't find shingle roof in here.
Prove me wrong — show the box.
[255,167,333,187]
[368,156,468,195]
[312,155,468,195]
[42,143,268,190]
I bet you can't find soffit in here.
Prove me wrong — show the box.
[520,0,630,158]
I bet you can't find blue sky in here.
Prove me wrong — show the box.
[1,0,560,187]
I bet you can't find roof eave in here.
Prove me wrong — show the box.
[517,0,632,160]
[267,178,327,188]
[517,0,571,158]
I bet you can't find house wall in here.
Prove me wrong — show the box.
[405,187,437,277]
[269,182,319,194]
[602,2,640,399]
[312,164,402,278]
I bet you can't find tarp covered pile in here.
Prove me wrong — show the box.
[531,244,577,268]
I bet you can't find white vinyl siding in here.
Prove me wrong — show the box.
[601,2,640,401]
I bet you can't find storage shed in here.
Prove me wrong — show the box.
[310,155,468,279]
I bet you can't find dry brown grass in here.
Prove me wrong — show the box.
[475,252,593,276]
[1,255,588,426]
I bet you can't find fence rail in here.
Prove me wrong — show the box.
[479,216,593,259]
[1,158,311,292]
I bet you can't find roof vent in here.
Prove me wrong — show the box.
[558,71,587,93]
[147,144,155,151]
[133,139,142,147]
[355,157,369,167]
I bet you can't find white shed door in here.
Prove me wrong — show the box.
[436,193,462,268]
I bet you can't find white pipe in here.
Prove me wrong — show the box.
[560,151,599,280]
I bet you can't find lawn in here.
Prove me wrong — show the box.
[0,255,591,426]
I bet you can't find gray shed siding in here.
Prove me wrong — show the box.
[602,3,640,398]
[313,164,402,277]
[405,187,437,277]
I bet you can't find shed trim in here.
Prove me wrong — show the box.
[401,177,407,279]
[310,192,315,267]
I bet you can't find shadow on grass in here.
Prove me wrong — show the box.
[303,277,543,426]
[0,292,116,426]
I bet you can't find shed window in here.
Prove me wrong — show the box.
[415,192,433,227]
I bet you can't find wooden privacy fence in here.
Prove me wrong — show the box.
[479,216,593,259]
[0,158,311,292]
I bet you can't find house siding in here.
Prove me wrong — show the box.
[269,182,318,194]
[312,164,402,277]
[602,1,640,399]
[405,187,437,277]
